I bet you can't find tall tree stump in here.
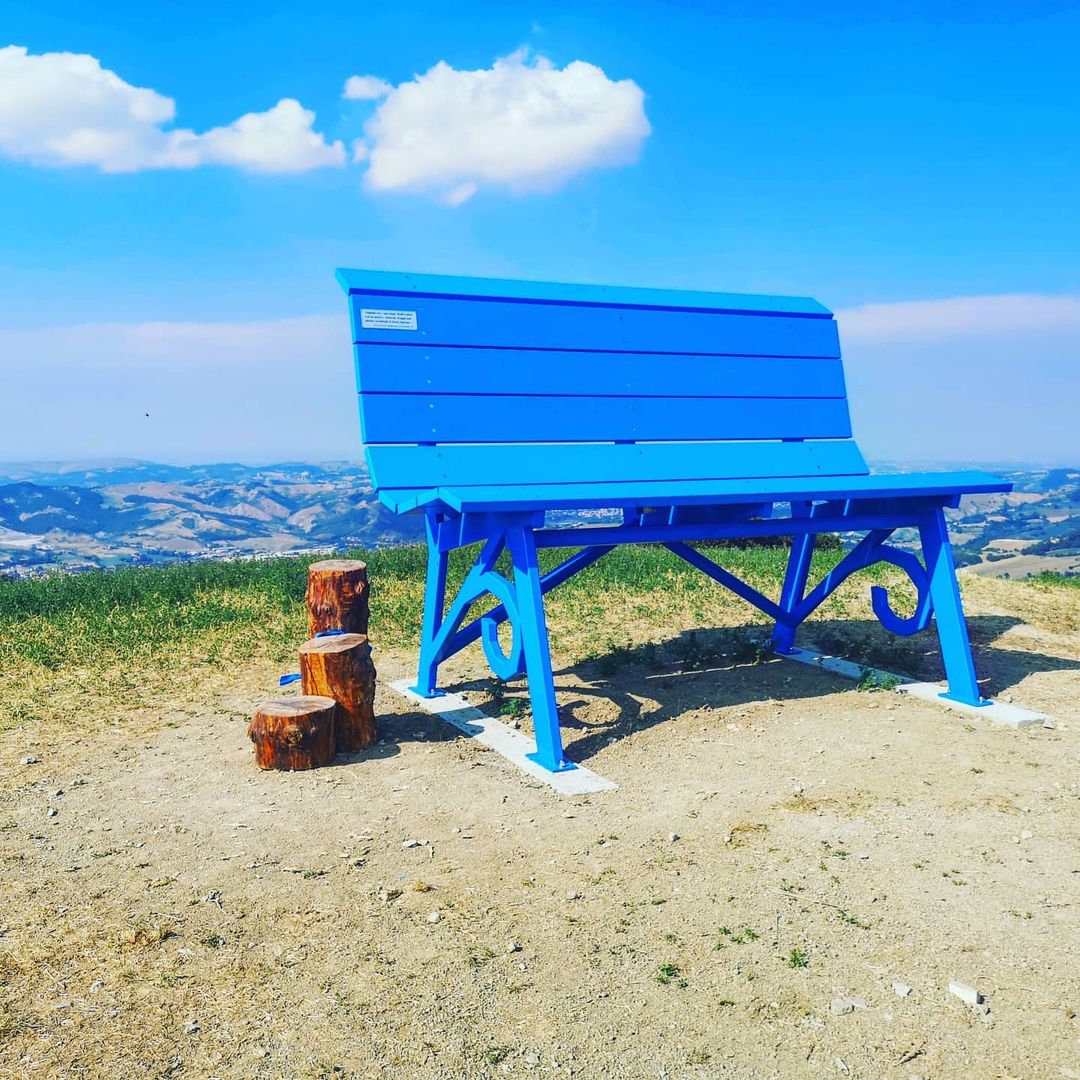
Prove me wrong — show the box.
[248,696,337,771]
[299,633,377,752]
[306,559,369,637]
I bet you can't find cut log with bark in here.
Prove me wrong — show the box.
[306,559,369,638]
[299,633,377,752]
[248,696,337,771]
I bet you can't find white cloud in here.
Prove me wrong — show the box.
[351,49,650,203]
[838,293,1080,342]
[342,74,392,101]
[0,45,344,173]
[181,99,345,173]
[1,45,651,197]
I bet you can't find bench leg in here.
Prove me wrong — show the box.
[919,508,988,707]
[506,525,575,772]
[413,519,449,698]
[772,503,815,654]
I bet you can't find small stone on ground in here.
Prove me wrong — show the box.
[948,980,982,1006]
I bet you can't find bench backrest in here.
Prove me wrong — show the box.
[337,269,868,501]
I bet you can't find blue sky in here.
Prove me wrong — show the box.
[1,1,1077,465]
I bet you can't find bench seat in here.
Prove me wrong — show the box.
[381,470,1009,514]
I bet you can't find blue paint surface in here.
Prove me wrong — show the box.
[368,441,870,493]
[360,394,853,445]
[355,346,850,398]
[336,268,833,316]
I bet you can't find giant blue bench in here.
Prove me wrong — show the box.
[337,268,1011,772]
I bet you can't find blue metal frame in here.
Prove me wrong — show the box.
[410,500,988,773]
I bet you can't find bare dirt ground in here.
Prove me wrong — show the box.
[3,575,1080,1080]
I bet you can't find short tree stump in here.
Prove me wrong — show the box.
[305,559,369,637]
[248,695,337,771]
[299,633,377,752]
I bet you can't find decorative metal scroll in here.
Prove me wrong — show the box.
[868,546,932,637]
[474,570,524,680]
[787,531,933,637]
[428,541,525,681]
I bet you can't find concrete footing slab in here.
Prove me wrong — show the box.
[779,647,1050,728]
[390,679,618,795]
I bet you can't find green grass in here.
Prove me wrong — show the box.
[497,697,527,719]
[714,925,759,948]
[786,947,809,969]
[0,541,846,676]
[2,538,927,734]
[1030,571,1080,589]
[855,667,904,692]
[0,556,312,672]
[655,962,686,987]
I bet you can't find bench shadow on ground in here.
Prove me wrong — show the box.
[380,615,1080,765]
[327,740,402,767]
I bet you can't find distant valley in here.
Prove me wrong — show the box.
[0,459,1077,579]
[0,460,422,574]
[947,464,1080,578]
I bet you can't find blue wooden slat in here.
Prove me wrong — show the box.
[337,267,832,317]
[354,346,849,399]
[399,470,1009,513]
[367,440,869,492]
[359,393,853,444]
[378,488,440,513]
[351,296,840,357]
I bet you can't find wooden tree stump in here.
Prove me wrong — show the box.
[299,633,377,752]
[248,696,337,771]
[306,559,369,637]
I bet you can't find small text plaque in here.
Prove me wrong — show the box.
[360,308,418,331]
